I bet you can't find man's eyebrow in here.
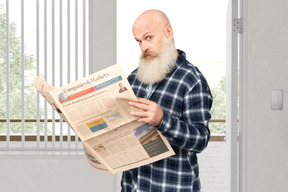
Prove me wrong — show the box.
[134,37,141,42]
[143,32,151,37]
[135,32,151,41]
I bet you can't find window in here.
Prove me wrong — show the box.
[117,0,228,135]
[0,0,89,150]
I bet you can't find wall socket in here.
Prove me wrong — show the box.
[271,89,283,110]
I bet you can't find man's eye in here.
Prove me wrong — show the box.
[147,36,152,40]
[136,40,142,43]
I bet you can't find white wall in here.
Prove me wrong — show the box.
[241,0,288,191]
[0,153,116,192]
[89,0,116,73]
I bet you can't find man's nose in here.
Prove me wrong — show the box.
[140,42,149,52]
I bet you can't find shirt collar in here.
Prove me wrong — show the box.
[168,49,186,74]
[176,49,187,65]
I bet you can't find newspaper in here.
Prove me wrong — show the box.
[34,64,175,174]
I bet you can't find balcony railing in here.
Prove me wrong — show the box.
[0,119,226,142]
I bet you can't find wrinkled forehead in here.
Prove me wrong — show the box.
[132,16,163,38]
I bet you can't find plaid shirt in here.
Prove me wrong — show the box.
[121,50,213,192]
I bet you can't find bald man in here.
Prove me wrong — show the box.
[121,10,213,192]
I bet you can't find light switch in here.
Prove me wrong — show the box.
[271,89,283,110]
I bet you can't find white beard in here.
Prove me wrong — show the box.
[136,37,178,84]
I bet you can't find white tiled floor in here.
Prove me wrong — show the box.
[198,142,227,192]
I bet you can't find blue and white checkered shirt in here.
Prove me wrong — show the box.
[121,50,213,192]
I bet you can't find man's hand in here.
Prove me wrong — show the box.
[129,97,163,127]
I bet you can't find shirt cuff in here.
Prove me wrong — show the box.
[156,110,171,133]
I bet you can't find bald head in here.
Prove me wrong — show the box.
[132,10,175,55]
[133,9,170,31]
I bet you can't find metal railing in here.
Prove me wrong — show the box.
[0,119,226,142]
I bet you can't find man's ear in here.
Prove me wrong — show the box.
[165,24,173,39]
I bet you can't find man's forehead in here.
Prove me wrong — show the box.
[133,19,160,38]
[133,25,153,38]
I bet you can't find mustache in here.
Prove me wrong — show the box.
[141,51,158,58]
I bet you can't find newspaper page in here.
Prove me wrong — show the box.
[34,64,175,174]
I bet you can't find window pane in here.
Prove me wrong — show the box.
[117,0,228,134]
[0,0,88,150]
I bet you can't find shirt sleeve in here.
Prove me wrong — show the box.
[156,81,212,153]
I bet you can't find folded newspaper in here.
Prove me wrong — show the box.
[34,64,175,174]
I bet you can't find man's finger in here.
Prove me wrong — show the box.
[137,97,151,105]
[129,100,150,111]
[130,111,149,118]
